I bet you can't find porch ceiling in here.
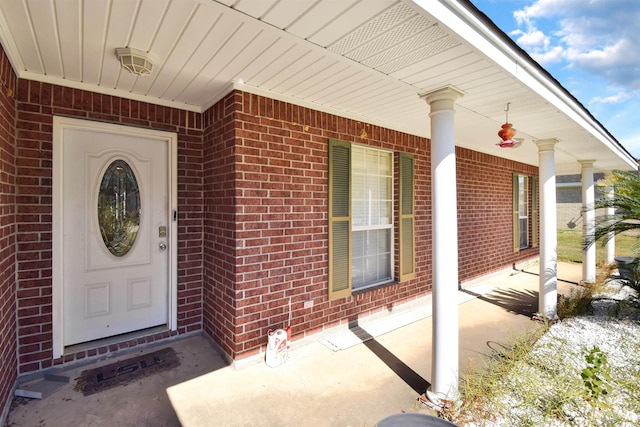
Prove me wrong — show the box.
[0,0,635,174]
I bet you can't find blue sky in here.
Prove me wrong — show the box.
[470,0,640,160]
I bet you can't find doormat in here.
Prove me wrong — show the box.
[74,347,180,396]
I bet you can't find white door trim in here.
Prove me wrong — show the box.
[52,116,178,358]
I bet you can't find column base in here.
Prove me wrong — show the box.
[418,388,458,411]
[532,312,559,323]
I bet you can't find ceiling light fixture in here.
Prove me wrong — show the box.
[497,102,521,148]
[115,47,154,77]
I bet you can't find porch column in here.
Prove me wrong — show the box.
[535,139,559,319]
[580,160,596,284]
[605,175,616,264]
[420,86,464,403]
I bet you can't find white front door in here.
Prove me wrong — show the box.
[53,117,177,350]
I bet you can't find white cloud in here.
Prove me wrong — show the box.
[513,0,583,26]
[512,0,640,89]
[590,91,634,105]
[530,45,565,66]
[512,28,548,50]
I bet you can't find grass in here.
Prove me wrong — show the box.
[557,229,637,264]
[450,285,640,426]
[452,324,551,423]
[438,230,640,425]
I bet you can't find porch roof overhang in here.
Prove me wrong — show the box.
[0,0,635,174]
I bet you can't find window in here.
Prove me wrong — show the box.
[351,145,393,289]
[518,176,528,249]
[328,140,414,300]
[98,159,141,257]
[512,174,538,251]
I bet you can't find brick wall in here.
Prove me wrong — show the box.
[0,45,17,417]
[14,81,204,373]
[202,91,240,358]
[203,91,538,361]
[7,78,540,373]
[457,148,538,282]
[202,91,432,360]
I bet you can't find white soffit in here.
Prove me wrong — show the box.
[0,0,634,173]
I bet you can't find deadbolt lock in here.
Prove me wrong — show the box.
[159,226,167,238]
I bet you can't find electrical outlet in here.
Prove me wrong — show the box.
[303,299,313,309]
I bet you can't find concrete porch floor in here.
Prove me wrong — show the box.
[5,262,584,427]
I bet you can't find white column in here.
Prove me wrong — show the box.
[580,160,596,284]
[605,175,616,264]
[420,86,464,404]
[535,139,559,319]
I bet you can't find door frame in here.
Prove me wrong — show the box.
[52,116,178,358]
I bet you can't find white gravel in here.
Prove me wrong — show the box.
[459,282,640,427]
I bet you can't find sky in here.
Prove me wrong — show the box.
[469,0,640,160]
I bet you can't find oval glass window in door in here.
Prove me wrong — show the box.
[98,159,141,257]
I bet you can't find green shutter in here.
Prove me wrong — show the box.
[531,176,538,248]
[328,140,352,300]
[513,173,520,252]
[399,152,415,281]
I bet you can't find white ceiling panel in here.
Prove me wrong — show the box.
[258,0,314,30]
[0,0,632,173]
[279,58,340,95]
[207,29,280,83]
[181,27,275,105]
[261,50,323,92]
[0,2,31,71]
[304,69,371,102]
[288,62,350,98]
[284,1,355,39]
[294,65,357,100]
[392,44,472,82]
[339,82,401,112]
[322,74,386,106]
[234,37,295,84]
[230,0,275,20]
[129,0,169,52]
[148,6,223,100]
[328,3,416,55]
[99,0,137,89]
[26,0,62,76]
[134,1,199,95]
[447,66,505,92]
[56,0,82,82]
[308,1,396,48]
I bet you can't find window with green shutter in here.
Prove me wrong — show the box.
[328,140,397,300]
[513,173,536,252]
[518,175,529,249]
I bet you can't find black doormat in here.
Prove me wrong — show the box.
[74,347,180,396]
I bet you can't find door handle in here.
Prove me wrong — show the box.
[159,242,167,251]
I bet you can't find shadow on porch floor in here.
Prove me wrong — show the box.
[6,262,583,427]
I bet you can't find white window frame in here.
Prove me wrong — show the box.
[350,144,394,291]
[518,175,529,249]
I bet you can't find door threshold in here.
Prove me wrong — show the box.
[63,325,169,356]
